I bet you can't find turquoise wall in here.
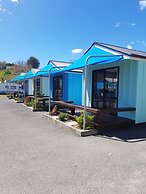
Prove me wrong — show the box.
[135,60,146,123]
[83,59,138,121]
[50,73,82,105]
[67,73,82,105]
[28,79,33,95]
[41,77,49,96]
[118,60,138,120]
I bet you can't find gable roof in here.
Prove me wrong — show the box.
[49,60,71,68]
[31,68,40,74]
[35,60,72,77]
[10,73,26,82]
[94,42,146,60]
[22,68,40,80]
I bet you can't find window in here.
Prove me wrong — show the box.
[92,67,119,110]
[34,78,41,94]
[11,86,16,89]
[5,86,9,89]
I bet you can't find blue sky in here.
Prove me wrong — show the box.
[0,0,146,68]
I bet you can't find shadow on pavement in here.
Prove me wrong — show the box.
[96,123,146,143]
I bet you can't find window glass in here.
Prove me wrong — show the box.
[11,86,16,89]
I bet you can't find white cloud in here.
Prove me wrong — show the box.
[114,22,136,28]
[137,40,146,47]
[130,23,136,26]
[142,40,146,47]
[139,0,146,10]
[114,22,120,28]
[0,6,6,13]
[72,48,83,54]
[11,0,19,3]
[126,41,135,49]
[127,44,133,49]
[0,5,12,14]
[125,40,146,50]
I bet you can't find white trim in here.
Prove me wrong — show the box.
[130,57,146,62]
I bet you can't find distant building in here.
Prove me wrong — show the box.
[0,82,21,94]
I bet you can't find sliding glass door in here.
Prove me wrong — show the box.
[92,67,119,110]
[53,76,63,101]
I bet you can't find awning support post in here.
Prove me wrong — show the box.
[13,82,15,98]
[83,56,90,130]
[10,82,11,97]
[35,76,37,110]
[48,74,51,113]
[23,79,25,99]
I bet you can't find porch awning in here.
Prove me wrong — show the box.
[51,44,124,74]
[18,69,40,80]
[35,63,57,77]
[34,62,67,77]
[10,73,26,82]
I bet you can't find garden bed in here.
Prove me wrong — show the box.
[44,113,98,137]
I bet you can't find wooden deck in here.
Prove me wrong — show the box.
[53,101,136,130]
[95,114,135,131]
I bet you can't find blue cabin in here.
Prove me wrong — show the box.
[40,60,82,105]
[25,60,82,105]
[21,69,40,96]
[58,42,146,124]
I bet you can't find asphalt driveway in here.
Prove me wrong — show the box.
[0,98,146,194]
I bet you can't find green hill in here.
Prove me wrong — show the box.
[0,65,30,82]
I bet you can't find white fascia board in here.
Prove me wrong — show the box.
[130,56,146,62]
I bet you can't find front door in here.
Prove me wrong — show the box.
[53,76,63,101]
[92,67,119,110]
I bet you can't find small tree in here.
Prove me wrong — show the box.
[15,60,27,66]
[27,56,40,69]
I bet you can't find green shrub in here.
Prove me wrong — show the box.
[15,97,23,103]
[33,91,43,97]
[58,112,68,122]
[14,97,19,101]
[26,100,33,107]
[32,98,40,109]
[4,69,11,75]
[76,111,94,130]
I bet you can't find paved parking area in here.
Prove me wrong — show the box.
[0,98,146,194]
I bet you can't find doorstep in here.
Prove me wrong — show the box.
[43,113,98,137]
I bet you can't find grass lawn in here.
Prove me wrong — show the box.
[0,95,7,99]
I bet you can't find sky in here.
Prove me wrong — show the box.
[0,0,146,68]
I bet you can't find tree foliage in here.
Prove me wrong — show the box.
[27,56,40,69]
[0,61,7,70]
[0,61,30,82]
[0,61,15,70]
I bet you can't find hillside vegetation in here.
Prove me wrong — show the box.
[0,65,30,82]
[0,56,40,82]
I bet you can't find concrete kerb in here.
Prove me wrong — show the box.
[21,103,33,111]
[20,103,47,113]
[10,98,23,104]
[43,113,98,137]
